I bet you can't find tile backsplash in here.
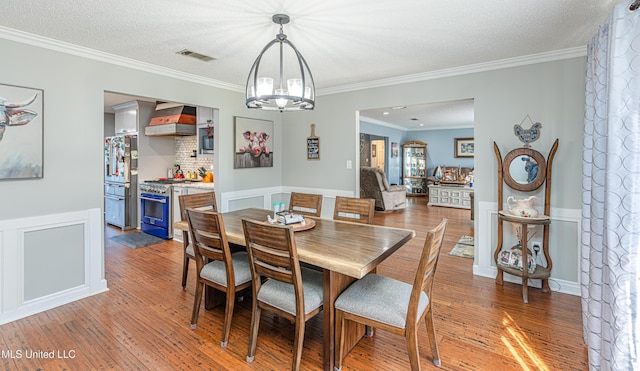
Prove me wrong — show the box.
[174,137,213,176]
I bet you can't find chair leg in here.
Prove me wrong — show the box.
[291,316,305,371]
[334,309,345,371]
[221,289,235,348]
[190,281,204,330]
[181,233,189,289]
[406,320,422,371]
[246,303,262,363]
[181,254,190,290]
[424,307,441,367]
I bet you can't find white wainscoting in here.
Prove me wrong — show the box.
[220,186,355,218]
[473,201,582,297]
[0,208,107,325]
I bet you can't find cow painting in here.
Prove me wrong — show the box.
[0,87,43,179]
[0,94,38,142]
[234,117,273,169]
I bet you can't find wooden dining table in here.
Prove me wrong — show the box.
[176,207,415,371]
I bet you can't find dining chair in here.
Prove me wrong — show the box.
[289,192,323,217]
[334,218,448,370]
[178,192,217,289]
[242,218,324,371]
[185,208,252,347]
[333,196,375,224]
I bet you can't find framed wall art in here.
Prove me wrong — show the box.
[234,116,274,168]
[454,137,474,158]
[0,84,44,180]
[391,142,399,157]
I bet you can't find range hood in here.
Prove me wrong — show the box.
[144,103,197,136]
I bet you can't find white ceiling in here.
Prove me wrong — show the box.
[0,1,616,128]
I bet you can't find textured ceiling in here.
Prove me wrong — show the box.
[0,0,616,128]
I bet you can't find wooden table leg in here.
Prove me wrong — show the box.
[204,286,224,310]
[323,270,363,371]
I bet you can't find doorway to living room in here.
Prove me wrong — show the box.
[358,98,475,264]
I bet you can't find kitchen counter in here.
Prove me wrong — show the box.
[172,182,214,190]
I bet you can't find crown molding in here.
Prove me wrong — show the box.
[361,115,473,131]
[0,26,245,93]
[0,25,585,97]
[318,46,587,96]
[359,116,408,131]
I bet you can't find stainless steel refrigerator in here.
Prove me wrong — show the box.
[104,135,138,230]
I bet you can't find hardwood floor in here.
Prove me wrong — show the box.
[0,198,587,370]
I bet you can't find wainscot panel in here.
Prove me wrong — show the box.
[0,208,106,325]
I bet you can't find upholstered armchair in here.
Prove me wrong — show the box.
[360,166,407,211]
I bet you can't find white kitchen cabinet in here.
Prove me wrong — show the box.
[113,101,143,134]
[196,107,219,159]
[428,184,473,209]
[171,184,216,242]
[172,188,183,242]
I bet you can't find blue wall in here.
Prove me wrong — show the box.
[408,128,475,177]
[360,123,474,182]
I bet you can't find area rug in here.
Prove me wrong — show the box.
[449,235,474,259]
[109,232,165,249]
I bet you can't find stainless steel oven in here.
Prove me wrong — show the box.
[139,181,173,239]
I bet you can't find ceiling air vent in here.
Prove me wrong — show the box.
[176,49,215,62]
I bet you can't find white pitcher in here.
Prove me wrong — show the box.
[507,196,539,218]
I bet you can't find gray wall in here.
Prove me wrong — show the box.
[0,37,283,222]
[281,58,585,212]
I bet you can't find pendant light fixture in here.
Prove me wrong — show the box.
[245,14,315,111]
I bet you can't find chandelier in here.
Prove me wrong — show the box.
[245,14,315,111]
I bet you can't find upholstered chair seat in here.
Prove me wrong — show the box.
[257,267,323,315]
[185,243,194,257]
[200,251,252,287]
[335,274,429,329]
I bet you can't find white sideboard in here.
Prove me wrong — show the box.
[428,184,473,209]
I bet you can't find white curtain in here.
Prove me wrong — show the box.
[582,1,640,370]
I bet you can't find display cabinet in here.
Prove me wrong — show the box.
[402,140,427,196]
[493,139,558,303]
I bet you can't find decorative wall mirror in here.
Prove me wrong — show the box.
[502,147,547,191]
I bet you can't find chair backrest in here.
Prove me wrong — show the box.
[289,192,322,217]
[179,192,217,221]
[185,209,233,277]
[333,196,375,224]
[408,219,448,321]
[242,219,305,313]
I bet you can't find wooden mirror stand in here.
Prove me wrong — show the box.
[493,139,558,303]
